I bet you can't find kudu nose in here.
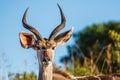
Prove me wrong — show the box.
[43,58,48,63]
[42,57,50,66]
[42,51,51,66]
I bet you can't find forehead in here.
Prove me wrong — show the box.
[38,38,56,48]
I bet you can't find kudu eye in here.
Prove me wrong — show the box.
[36,46,40,50]
[52,46,56,50]
[41,46,46,49]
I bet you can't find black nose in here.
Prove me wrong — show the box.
[42,58,50,66]
[43,58,48,63]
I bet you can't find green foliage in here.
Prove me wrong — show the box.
[109,30,120,48]
[61,21,120,76]
[69,60,92,76]
[13,72,37,80]
[109,30,120,73]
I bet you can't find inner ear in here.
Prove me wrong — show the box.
[19,32,35,48]
[54,28,73,46]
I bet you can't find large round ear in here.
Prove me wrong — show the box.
[19,32,36,48]
[54,28,73,46]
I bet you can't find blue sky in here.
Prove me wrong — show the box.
[0,0,120,75]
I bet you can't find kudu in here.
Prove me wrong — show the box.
[19,4,73,80]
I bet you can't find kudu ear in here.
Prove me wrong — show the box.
[54,28,73,46]
[19,32,36,48]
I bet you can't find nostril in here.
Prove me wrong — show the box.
[42,58,50,66]
[43,58,47,63]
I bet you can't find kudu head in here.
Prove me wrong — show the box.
[19,4,73,70]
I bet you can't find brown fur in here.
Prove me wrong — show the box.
[75,73,120,80]
[53,66,72,80]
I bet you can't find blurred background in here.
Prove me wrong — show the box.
[0,0,120,80]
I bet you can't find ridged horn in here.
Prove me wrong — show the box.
[49,4,66,40]
[22,8,43,41]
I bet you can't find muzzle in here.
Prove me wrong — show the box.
[42,57,50,66]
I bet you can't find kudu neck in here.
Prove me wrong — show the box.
[38,63,53,80]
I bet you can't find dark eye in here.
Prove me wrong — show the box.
[52,47,56,50]
[36,46,40,50]
[41,46,46,49]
